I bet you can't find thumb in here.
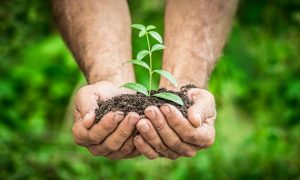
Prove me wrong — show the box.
[75,86,99,129]
[187,103,203,128]
[187,88,203,127]
[82,111,96,129]
[187,88,216,128]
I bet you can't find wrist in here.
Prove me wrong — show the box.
[86,65,135,86]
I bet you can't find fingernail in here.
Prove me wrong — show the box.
[135,136,143,144]
[129,115,139,125]
[162,104,171,113]
[195,112,202,125]
[83,112,93,121]
[82,113,94,129]
[146,109,156,119]
[114,112,124,123]
[139,121,150,132]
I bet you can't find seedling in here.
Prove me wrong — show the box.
[121,24,184,106]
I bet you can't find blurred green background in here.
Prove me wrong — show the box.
[1,0,300,179]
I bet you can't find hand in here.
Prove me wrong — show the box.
[134,88,216,160]
[72,81,140,160]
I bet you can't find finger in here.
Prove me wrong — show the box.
[74,105,95,129]
[125,149,141,159]
[88,111,124,144]
[89,112,140,156]
[106,136,135,160]
[75,86,99,128]
[189,103,216,127]
[134,135,159,160]
[105,112,140,149]
[72,120,89,146]
[194,121,216,148]
[145,106,198,157]
[73,106,82,123]
[187,88,216,127]
[161,104,215,147]
[136,118,178,159]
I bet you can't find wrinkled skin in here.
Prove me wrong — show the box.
[72,81,140,160]
[134,88,216,159]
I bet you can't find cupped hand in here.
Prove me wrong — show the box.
[72,81,140,160]
[134,88,216,160]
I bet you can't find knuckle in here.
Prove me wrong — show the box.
[184,150,197,157]
[101,122,114,132]
[88,147,100,156]
[147,134,158,142]
[155,121,166,131]
[154,143,166,152]
[148,154,159,160]
[73,138,84,146]
[169,154,179,160]
[88,132,100,144]
[190,133,198,143]
[90,150,98,156]
[105,141,119,151]
[106,155,120,160]
[118,128,131,138]
[120,147,132,155]
[169,118,181,129]
[183,131,197,143]
[168,139,181,149]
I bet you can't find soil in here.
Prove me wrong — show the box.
[95,84,197,122]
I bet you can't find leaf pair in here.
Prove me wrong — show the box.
[136,44,165,61]
[120,82,184,106]
[124,61,178,87]
[132,24,163,44]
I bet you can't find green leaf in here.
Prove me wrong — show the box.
[146,25,156,31]
[127,60,150,70]
[151,44,165,52]
[137,50,149,60]
[153,70,178,86]
[131,24,146,31]
[139,30,146,37]
[149,31,163,43]
[120,83,148,96]
[153,92,184,106]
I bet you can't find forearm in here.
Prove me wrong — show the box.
[52,0,134,85]
[161,0,238,88]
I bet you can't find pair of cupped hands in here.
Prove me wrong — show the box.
[72,81,216,160]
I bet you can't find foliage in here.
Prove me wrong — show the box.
[0,0,300,179]
[121,24,183,105]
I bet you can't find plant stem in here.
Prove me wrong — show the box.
[146,32,152,96]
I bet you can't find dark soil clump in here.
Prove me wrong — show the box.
[95,84,197,122]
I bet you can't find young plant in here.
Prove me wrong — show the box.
[121,24,184,106]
